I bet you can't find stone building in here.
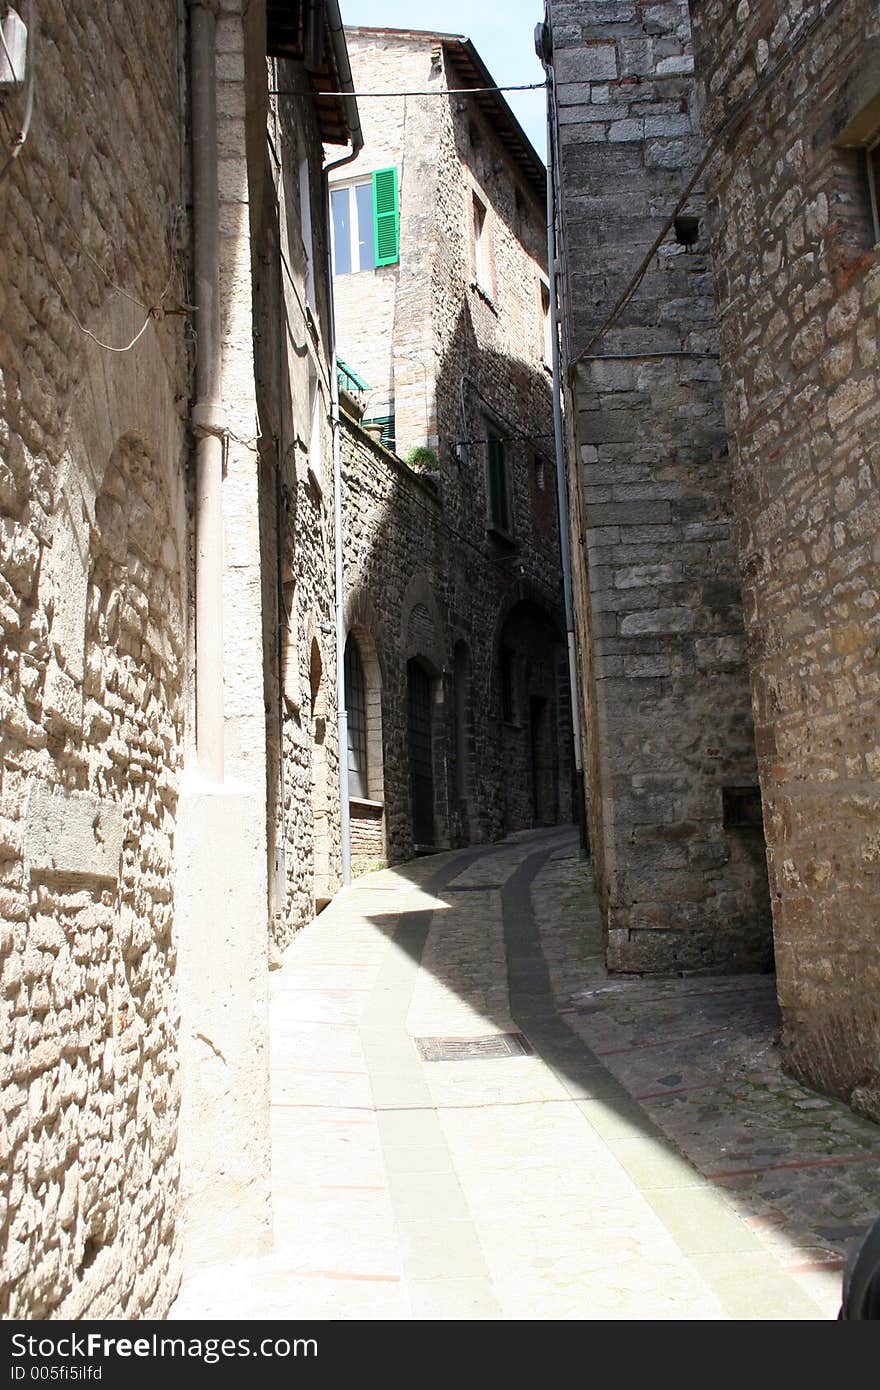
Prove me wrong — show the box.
[544,0,773,974]
[332,28,575,865]
[686,0,880,1117]
[0,0,356,1319]
[545,0,880,1118]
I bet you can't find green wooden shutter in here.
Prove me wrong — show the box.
[372,167,399,266]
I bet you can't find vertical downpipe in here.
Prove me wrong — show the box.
[540,28,587,849]
[324,149,360,887]
[321,2,363,885]
[189,0,225,783]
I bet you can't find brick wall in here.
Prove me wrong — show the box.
[688,0,880,1114]
[550,0,773,971]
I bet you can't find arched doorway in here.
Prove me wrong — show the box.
[407,658,435,847]
[495,600,570,833]
[453,640,473,840]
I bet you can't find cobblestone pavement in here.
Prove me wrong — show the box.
[171,829,880,1320]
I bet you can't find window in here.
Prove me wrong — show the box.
[345,636,368,798]
[362,411,396,451]
[499,647,516,724]
[826,55,880,251]
[534,454,546,491]
[514,187,526,234]
[307,371,324,491]
[867,138,880,244]
[330,167,399,275]
[472,192,491,293]
[486,427,511,536]
[540,281,553,367]
[298,156,315,308]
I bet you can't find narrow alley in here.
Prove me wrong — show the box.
[171,831,880,1321]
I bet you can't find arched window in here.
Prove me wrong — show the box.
[345,635,368,798]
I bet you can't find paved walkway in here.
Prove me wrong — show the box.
[171,829,880,1320]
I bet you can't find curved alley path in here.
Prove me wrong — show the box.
[171,829,880,1321]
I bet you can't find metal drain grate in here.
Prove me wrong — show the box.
[414,1032,532,1062]
[445,884,504,892]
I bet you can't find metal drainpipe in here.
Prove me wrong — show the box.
[323,0,363,886]
[189,0,225,782]
[539,31,587,850]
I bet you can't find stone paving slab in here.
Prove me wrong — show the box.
[171,829,880,1321]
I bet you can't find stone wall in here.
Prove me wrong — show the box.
[254,60,342,949]
[549,0,773,971]
[0,0,188,1317]
[342,416,446,862]
[336,29,573,858]
[342,408,573,865]
[331,37,422,443]
[0,0,287,1316]
[688,0,880,1112]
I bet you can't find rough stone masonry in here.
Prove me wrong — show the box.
[0,0,188,1316]
[687,0,880,1117]
[549,0,773,974]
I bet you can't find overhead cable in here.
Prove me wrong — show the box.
[568,0,846,368]
[270,82,547,98]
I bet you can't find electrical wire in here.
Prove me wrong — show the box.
[0,100,161,314]
[340,415,563,594]
[0,0,35,187]
[270,82,547,99]
[17,144,182,352]
[568,0,846,368]
[452,431,555,446]
[457,373,556,464]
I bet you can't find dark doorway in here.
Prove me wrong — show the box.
[529,695,553,825]
[407,659,435,846]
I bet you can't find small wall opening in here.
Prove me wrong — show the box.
[673,214,700,248]
[722,785,764,831]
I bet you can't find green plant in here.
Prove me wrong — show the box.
[405,445,439,472]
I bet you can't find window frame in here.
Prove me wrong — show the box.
[867,136,880,245]
[330,177,376,277]
[540,278,553,369]
[306,368,325,495]
[499,646,516,725]
[330,168,399,275]
[472,189,493,297]
[298,154,315,309]
[485,420,513,540]
[344,636,368,799]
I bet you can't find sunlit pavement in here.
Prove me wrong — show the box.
[170,829,880,1320]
